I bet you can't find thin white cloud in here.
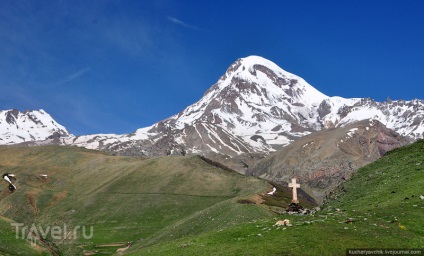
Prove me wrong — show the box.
[167,16,200,31]
[53,68,91,86]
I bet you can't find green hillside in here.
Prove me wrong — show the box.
[0,146,272,255]
[124,140,424,255]
[0,216,51,255]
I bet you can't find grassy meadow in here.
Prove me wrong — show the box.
[0,146,272,255]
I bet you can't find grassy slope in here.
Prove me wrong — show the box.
[0,146,272,255]
[126,140,424,255]
[0,216,50,255]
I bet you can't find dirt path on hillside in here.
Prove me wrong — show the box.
[27,193,39,215]
[29,231,60,256]
[95,243,127,247]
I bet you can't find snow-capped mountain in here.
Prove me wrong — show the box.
[55,56,332,156]
[0,109,70,145]
[55,55,423,156]
[318,97,424,139]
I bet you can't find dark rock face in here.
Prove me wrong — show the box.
[5,109,19,124]
[318,100,332,119]
[253,64,287,87]
[47,132,67,140]
[250,135,266,143]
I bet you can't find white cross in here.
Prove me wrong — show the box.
[288,178,300,204]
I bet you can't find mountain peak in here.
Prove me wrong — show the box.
[221,55,291,82]
[214,55,328,107]
[0,109,71,145]
[238,55,288,71]
[153,56,333,154]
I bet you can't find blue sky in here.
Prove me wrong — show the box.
[1,1,423,135]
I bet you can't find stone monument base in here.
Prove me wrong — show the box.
[285,203,309,215]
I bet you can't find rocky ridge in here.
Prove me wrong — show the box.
[247,119,409,203]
